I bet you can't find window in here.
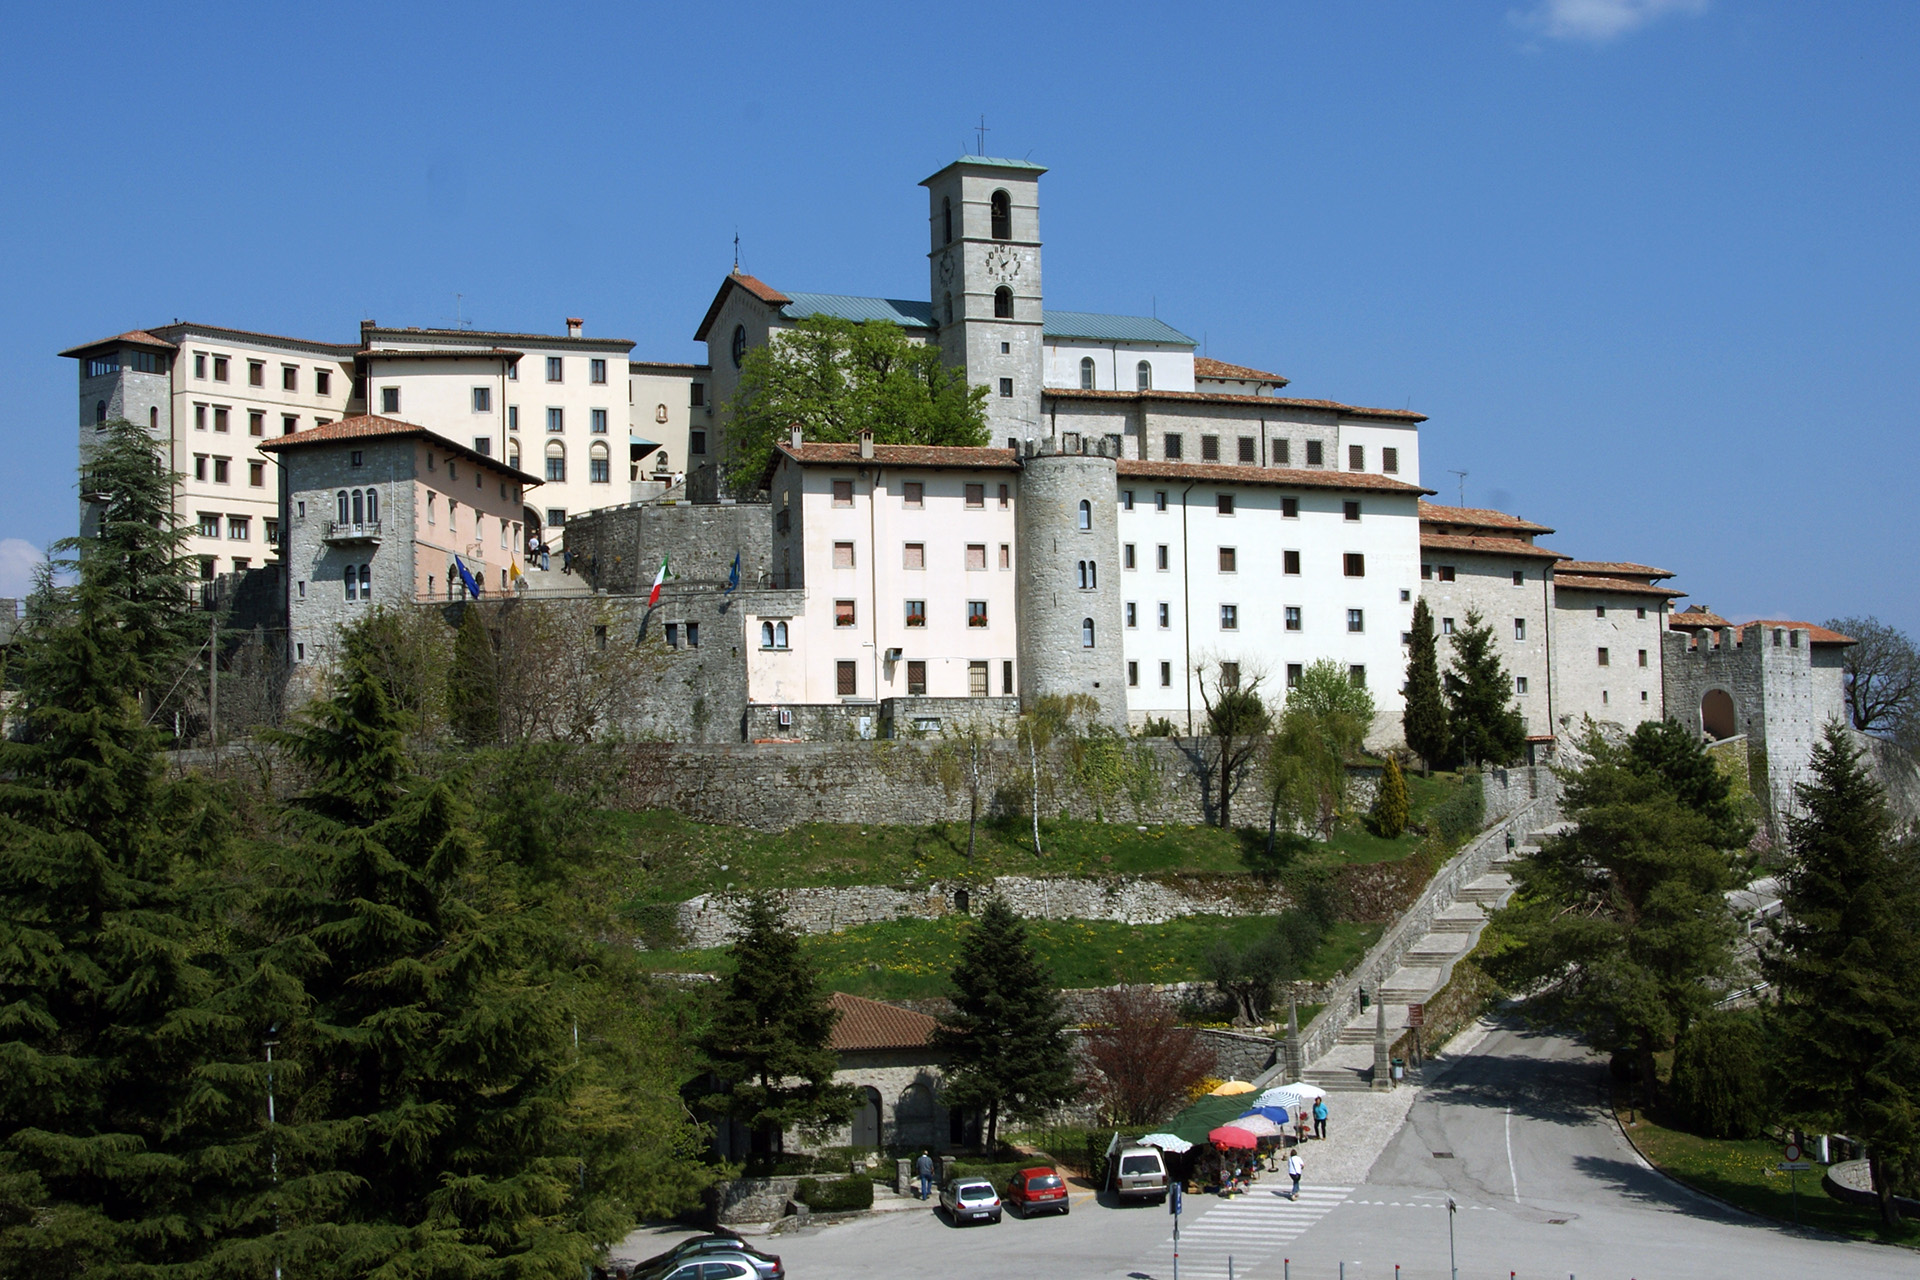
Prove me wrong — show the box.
[690,381,705,407]
[1383,446,1399,473]
[760,620,790,649]
[344,563,358,601]
[212,355,229,382]
[1349,665,1367,687]
[1515,676,1529,695]
[961,543,985,571]
[1238,436,1255,463]
[1126,602,1138,628]
[1218,547,1236,573]
[998,378,1013,398]
[1343,553,1365,577]
[1285,606,1301,631]
[664,623,679,649]
[248,361,264,387]
[833,479,854,506]
[998,483,1010,508]
[691,429,706,455]
[1442,617,1455,635]
[1124,543,1136,569]
[1512,569,1525,587]
[1637,606,1648,620]
[837,661,857,696]
[998,543,1011,569]
[228,515,250,541]
[831,541,855,569]
[545,356,563,382]
[546,444,565,481]
[313,368,331,396]
[904,600,926,627]
[1597,647,1611,666]
[1306,440,1323,466]
[1003,660,1015,695]
[474,437,491,456]
[1122,490,1134,511]
[1081,617,1095,648]
[1638,649,1649,667]
[591,408,608,434]
[1274,438,1290,466]
[198,512,221,538]
[1201,434,1219,461]
[990,188,1012,240]
[507,406,519,434]
[589,358,607,384]
[213,406,229,433]
[1220,604,1239,630]
[1158,602,1170,629]
[1347,608,1364,633]
[1401,589,1411,601]
[1438,565,1456,582]
[1080,356,1095,389]
[965,483,985,508]
[542,407,562,434]
[275,364,296,392]
[87,353,120,378]
[1514,618,1526,640]
[1281,496,1298,518]
[970,661,990,697]
[835,600,856,627]
[1348,444,1364,470]
[247,410,264,436]
[1343,500,1361,521]
[994,287,1013,318]
[1596,605,1607,618]
[589,453,610,483]
[265,518,278,546]
[193,352,207,378]
[93,399,107,426]
[1133,359,1152,391]
[903,543,925,569]
[546,508,566,526]
[1220,662,1241,690]
[968,600,988,628]
[684,622,699,648]
[1160,661,1173,687]
[1154,490,1168,512]
[1156,544,1169,571]
[1164,433,1183,460]
[1282,663,1301,689]
[903,481,924,508]
[1284,549,1301,575]
[906,660,927,696]
[1077,498,1091,529]
[282,415,297,435]
[942,194,953,244]
[212,457,230,483]
[1076,560,1097,589]
[249,461,264,487]
[1128,660,1139,686]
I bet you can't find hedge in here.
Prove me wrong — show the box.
[794,1176,874,1212]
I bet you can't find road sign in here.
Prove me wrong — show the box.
[1408,1003,1426,1028]
[1778,1161,1812,1172]
[1783,1142,1802,1163]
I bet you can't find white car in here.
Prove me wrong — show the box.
[1111,1146,1170,1203]
[939,1176,1003,1224]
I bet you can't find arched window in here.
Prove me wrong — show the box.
[990,189,1012,240]
[1088,561,1097,588]
[776,621,788,647]
[942,195,953,245]
[546,441,566,482]
[994,287,1013,319]
[359,564,371,598]
[944,292,954,326]
[1077,560,1087,589]
[761,621,774,648]
[1137,360,1152,391]
[1077,499,1091,530]
[365,488,378,524]
[589,441,611,483]
[149,406,158,431]
[336,490,349,524]
[95,400,107,425]
[1079,356,1095,390]
[446,564,458,600]
[344,564,357,601]
[730,324,747,369]
[1082,617,1095,648]
[351,490,364,525]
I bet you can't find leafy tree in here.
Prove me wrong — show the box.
[1486,724,1740,1104]
[699,897,859,1156]
[1668,1009,1770,1139]
[935,900,1076,1149]
[1374,754,1411,839]
[1263,660,1371,847]
[1445,608,1526,766]
[1766,723,1920,1224]
[1196,665,1269,829]
[1205,910,1325,1024]
[449,602,502,744]
[1402,597,1451,772]
[724,315,989,494]
[1826,614,1920,746]
[1080,987,1216,1127]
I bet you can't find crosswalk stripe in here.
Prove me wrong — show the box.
[1145,1182,1352,1275]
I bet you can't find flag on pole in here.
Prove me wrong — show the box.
[724,552,741,595]
[508,560,524,588]
[648,553,671,606]
[454,555,482,599]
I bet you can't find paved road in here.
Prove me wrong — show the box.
[634,1022,1918,1279]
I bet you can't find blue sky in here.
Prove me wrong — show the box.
[3,1,1915,632]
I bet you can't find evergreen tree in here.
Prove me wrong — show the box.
[1445,609,1526,766]
[934,900,1076,1149]
[1374,755,1410,839]
[1767,723,1920,1225]
[698,897,859,1158]
[449,603,502,744]
[1402,597,1451,772]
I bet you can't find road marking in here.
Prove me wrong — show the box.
[1148,1184,1352,1278]
[1505,1106,1520,1203]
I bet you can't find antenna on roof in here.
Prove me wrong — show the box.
[976,114,989,154]
[733,228,740,273]
[1448,470,1468,507]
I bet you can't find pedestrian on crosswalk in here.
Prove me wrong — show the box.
[1286,1150,1304,1200]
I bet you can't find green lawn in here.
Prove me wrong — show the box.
[1619,1107,1920,1247]
[607,772,1464,902]
[636,914,1383,1002]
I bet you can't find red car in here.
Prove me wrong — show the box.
[1003,1166,1070,1217]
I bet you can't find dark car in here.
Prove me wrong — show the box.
[1003,1165,1070,1217]
[634,1234,783,1280]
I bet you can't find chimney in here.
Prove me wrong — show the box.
[566,317,584,338]
[788,423,803,450]
[858,428,874,461]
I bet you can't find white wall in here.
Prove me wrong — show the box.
[1550,590,1670,733]
[1044,340,1195,392]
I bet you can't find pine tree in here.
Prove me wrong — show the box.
[449,602,502,744]
[698,897,859,1158]
[1374,755,1410,839]
[1402,598,1451,773]
[1767,723,1920,1225]
[1445,608,1526,767]
[934,900,1076,1149]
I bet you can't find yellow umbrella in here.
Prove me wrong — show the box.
[1208,1080,1255,1096]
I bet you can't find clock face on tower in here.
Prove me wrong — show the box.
[937,251,955,284]
[986,245,1020,283]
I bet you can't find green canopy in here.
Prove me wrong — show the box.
[1159,1093,1267,1147]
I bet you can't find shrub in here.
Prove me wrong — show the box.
[794,1176,874,1212]
[1428,773,1486,845]
[1373,756,1410,839]
[1668,1010,1770,1139]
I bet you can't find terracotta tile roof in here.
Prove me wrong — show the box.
[629,360,713,373]
[153,321,360,357]
[1553,572,1685,599]
[1555,560,1675,581]
[1119,458,1433,495]
[1420,533,1566,560]
[1045,387,1425,422]
[1194,356,1289,387]
[1417,501,1554,535]
[359,347,523,362]
[362,324,634,352]
[828,992,940,1052]
[695,272,794,341]
[58,329,179,358]
[1669,606,1732,629]
[777,442,1019,469]
[257,413,542,486]
[1739,620,1857,645]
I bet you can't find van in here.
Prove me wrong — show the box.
[1111,1145,1169,1203]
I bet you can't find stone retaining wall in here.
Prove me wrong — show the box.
[709,1175,802,1226]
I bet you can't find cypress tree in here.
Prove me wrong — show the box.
[1767,723,1920,1225]
[934,900,1076,1149]
[1402,597,1451,772]
[1445,608,1526,767]
[1374,754,1410,839]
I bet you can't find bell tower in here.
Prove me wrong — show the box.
[921,156,1047,447]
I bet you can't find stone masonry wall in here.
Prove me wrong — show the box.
[563,498,773,597]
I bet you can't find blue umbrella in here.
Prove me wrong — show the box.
[1243,1104,1294,1124]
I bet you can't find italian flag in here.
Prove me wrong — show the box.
[648,554,671,606]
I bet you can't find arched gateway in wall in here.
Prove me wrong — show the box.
[1701,688,1737,740]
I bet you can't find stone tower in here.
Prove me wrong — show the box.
[1015,439,1127,730]
[67,333,176,537]
[920,156,1047,448]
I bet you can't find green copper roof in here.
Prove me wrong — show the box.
[921,156,1050,184]
[1041,310,1196,346]
[773,292,1195,347]
[780,292,935,329]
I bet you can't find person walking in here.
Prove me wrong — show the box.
[1286,1149,1304,1201]
[1313,1097,1328,1141]
[915,1150,934,1201]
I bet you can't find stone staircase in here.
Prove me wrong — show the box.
[1300,823,1554,1092]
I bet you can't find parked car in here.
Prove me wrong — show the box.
[1110,1145,1169,1203]
[633,1234,783,1280]
[642,1254,765,1280]
[1003,1165,1070,1216]
[939,1176,1003,1224]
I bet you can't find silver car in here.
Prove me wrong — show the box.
[650,1253,763,1280]
[938,1176,1003,1224]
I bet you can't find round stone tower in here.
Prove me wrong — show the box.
[1015,438,1128,729]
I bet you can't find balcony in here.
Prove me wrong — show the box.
[324,519,383,545]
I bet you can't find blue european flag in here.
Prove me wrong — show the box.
[454,555,482,598]
[725,552,741,595]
